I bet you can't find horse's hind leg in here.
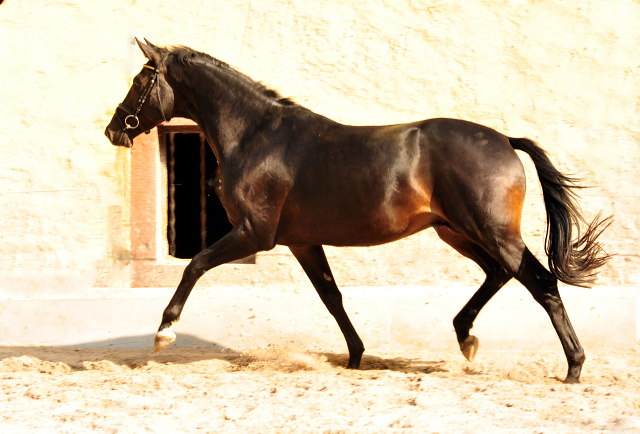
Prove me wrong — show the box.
[513,246,585,383]
[435,226,512,361]
[481,234,585,383]
[289,245,365,369]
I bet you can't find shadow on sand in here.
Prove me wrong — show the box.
[318,352,450,374]
[0,335,449,374]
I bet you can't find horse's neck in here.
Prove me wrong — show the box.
[176,64,270,159]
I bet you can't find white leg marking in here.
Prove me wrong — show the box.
[154,328,176,353]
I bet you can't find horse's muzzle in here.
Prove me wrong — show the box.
[104,126,133,148]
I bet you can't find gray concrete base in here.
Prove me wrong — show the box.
[0,285,637,354]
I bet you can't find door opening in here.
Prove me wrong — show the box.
[166,133,233,259]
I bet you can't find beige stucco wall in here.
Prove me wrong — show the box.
[0,0,638,297]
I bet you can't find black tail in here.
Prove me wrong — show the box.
[509,137,612,287]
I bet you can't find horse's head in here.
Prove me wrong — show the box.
[105,39,175,148]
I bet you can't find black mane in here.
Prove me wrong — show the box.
[163,45,295,106]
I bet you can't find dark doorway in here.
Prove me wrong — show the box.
[166,133,233,259]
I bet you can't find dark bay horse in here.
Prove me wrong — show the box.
[105,39,611,383]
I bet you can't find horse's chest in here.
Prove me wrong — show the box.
[218,168,291,221]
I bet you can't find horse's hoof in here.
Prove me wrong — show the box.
[460,335,479,362]
[154,328,176,353]
[563,376,580,384]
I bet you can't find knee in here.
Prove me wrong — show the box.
[320,291,344,315]
[183,263,204,281]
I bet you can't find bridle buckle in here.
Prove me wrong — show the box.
[124,114,140,130]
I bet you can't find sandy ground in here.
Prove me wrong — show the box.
[1,345,639,434]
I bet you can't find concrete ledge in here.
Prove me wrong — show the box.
[0,286,637,354]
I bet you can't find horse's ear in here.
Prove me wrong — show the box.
[143,38,158,49]
[136,37,161,65]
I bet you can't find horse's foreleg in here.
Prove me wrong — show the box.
[154,223,260,352]
[435,226,512,361]
[289,245,365,369]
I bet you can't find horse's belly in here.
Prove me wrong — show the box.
[277,206,442,247]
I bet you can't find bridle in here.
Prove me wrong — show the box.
[116,63,164,133]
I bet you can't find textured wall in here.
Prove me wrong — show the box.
[0,0,638,295]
